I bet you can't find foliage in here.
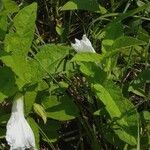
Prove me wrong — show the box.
[0,0,150,149]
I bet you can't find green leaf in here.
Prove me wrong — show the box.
[61,0,107,14]
[128,69,150,98]
[25,87,37,115]
[102,22,124,52]
[1,54,31,88]
[31,44,70,80]
[1,3,37,88]
[42,95,79,121]
[128,85,146,98]
[111,36,146,50]
[143,111,150,121]
[105,22,124,40]
[138,70,150,81]
[40,120,59,143]
[37,80,49,91]
[80,62,107,84]
[0,15,7,40]
[0,0,19,15]
[0,67,18,102]
[71,49,124,64]
[93,108,106,116]
[137,27,150,43]
[27,117,40,150]
[5,3,37,55]
[33,103,47,124]
[0,0,19,40]
[94,82,138,145]
[71,53,102,63]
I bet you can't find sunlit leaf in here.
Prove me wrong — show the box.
[71,53,102,63]
[0,0,19,15]
[94,81,138,145]
[25,86,37,115]
[1,3,37,88]
[30,44,70,81]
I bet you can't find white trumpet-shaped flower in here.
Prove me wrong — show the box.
[71,34,95,53]
[6,94,35,150]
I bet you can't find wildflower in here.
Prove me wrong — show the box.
[71,34,95,53]
[6,94,35,150]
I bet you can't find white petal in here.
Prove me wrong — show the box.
[81,40,95,53]
[75,38,81,45]
[71,34,95,53]
[71,42,80,53]
[6,118,35,149]
[82,34,92,46]
[11,96,24,116]
[6,95,35,150]
[81,35,95,53]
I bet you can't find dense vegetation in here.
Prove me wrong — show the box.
[0,0,150,149]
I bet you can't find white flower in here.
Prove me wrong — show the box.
[6,94,35,150]
[71,34,95,53]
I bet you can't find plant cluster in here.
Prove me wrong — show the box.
[0,0,150,149]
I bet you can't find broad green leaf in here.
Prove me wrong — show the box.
[0,0,18,40]
[1,54,32,88]
[25,87,37,115]
[5,3,37,55]
[0,67,18,102]
[27,117,40,150]
[1,3,37,88]
[61,0,107,14]
[102,22,123,52]
[42,95,79,121]
[111,36,146,50]
[0,0,19,15]
[102,36,147,54]
[80,62,107,84]
[94,82,138,145]
[33,103,47,124]
[71,50,123,64]
[105,22,124,40]
[30,44,70,80]
[71,53,102,63]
